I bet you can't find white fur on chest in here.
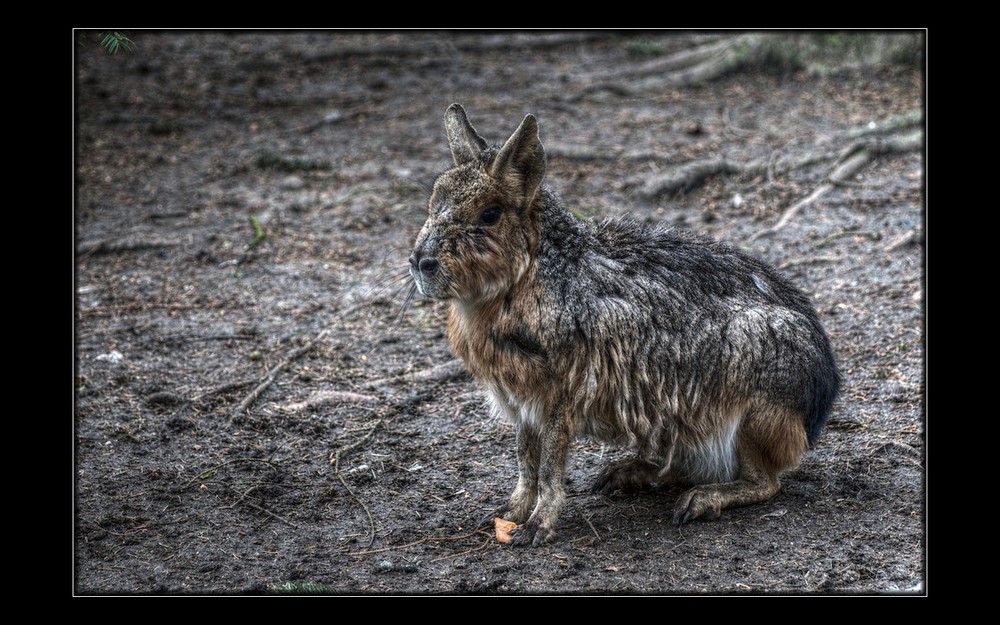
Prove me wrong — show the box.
[485,384,545,430]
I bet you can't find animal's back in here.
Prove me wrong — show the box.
[532,202,839,460]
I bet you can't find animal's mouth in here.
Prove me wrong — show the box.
[409,266,450,300]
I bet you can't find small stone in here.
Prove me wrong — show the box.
[280,175,305,191]
[95,350,124,364]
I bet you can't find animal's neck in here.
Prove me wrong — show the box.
[446,262,541,377]
[447,297,499,381]
[450,295,503,331]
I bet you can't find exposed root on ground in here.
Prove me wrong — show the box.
[752,131,922,240]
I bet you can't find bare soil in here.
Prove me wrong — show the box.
[74,31,925,595]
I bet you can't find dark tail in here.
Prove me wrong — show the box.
[803,347,841,447]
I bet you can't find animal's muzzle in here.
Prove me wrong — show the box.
[409,238,443,296]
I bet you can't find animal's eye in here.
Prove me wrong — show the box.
[479,206,502,226]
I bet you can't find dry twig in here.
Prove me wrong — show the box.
[338,473,376,549]
[815,230,881,249]
[344,529,487,558]
[584,516,603,541]
[241,500,300,529]
[886,229,922,252]
[778,255,840,270]
[231,329,329,420]
[329,418,385,470]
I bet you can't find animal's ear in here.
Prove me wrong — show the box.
[490,113,546,205]
[445,104,488,166]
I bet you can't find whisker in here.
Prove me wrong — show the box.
[389,283,420,327]
[364,270,412,302]
[354,266,427,332]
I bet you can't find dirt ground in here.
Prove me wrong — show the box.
[74,31,925,595]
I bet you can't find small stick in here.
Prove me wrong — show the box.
[76,238,181,257]
[223,484,261,510]
[345,539,428,557]
[344,529,485,557]
[330,418,384,470]
[231,329,329,419]
[338,473,376,549]
[766,149,780,186]
[778,255,840,270]
[77,302,226,318]
[815,230,881,249]
[584,516,603,541]
[196,379,256,402]
[886,229,921,252]
[242,500,299,529]
[429,537,493,563]
[156,333,258,344]
[183,457,279,488]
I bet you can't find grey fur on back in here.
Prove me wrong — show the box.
[537,198,839,449]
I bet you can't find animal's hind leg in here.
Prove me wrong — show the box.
[672,462,780,524]
[591,456,662,494]
[672,408,808,525]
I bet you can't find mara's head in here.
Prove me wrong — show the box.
[409,104,546,304]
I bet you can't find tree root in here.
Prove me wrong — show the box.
[303,32,609,64]
[571,34,759,101]
[752,131,922,240]
[641,159,746,198]
[361,359,466,390]
[845,110,924,139]
[76,237,181,257]
[282,390,379,414]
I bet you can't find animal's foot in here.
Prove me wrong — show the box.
[591,457,660,495]
[505,515,557,547]
[672,486,723,525]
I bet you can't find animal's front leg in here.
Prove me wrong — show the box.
[508,409,570,546]
[488,422,540,527]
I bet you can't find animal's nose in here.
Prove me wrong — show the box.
[418,257,439,275]
[409,252,439,276]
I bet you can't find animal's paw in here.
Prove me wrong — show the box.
[505,516,556,547]
[672,486,723,525]
[591,458,659,495]
[479,502,529,531]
